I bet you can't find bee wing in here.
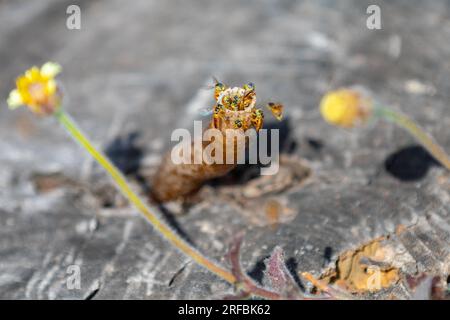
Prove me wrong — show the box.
[211,76,227,88]
[198,107,214,116]
[266,102,283,121]
[212,75,220,85]
[200,76,225,91]
[201,84,215,91]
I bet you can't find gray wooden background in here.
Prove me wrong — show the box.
[0,0,449,299]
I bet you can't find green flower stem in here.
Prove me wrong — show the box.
[54,109,237,284]
[374,106,450,171]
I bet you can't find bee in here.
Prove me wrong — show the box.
[266,102,283,121]
[212,103,225,128]
[251,108,264,132]
[231,95,240,110]
[214,103,224,114]
[214,82,227,101]
[243,82,255,92]
[240,82,256,110]
[198,103,223,117]
[234,118,243,129]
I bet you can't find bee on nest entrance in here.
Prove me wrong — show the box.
[150,81,286,203]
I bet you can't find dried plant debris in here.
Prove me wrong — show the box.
[224,232,449,300]
[32,172,74,193]
[263,246,301,297]
[304,218,450,299]
[225,235,351,300]
[196,154,310,226]
[225,235,306,300]
[320,238,400,293]
[32,171,135,210]
[405,274,449,300]
[237,155,311,199]
[263,198,292,229]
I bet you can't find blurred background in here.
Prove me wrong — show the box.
[0,0,449,299]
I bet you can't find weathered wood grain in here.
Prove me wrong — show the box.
[0,0,448,299]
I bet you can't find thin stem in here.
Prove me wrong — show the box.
[54,109,236,284]
[375,106,450,171]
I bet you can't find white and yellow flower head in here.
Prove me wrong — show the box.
[7,62,62,115]
[320,88,373,128]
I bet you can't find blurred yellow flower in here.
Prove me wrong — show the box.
[7,62,62,115]
[320,88,372,128]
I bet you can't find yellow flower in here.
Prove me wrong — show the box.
[7,62,62,115]
[320,88,372,128]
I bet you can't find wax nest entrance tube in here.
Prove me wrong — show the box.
[151,82,276,202]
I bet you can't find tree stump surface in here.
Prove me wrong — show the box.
[0,0,448,299]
